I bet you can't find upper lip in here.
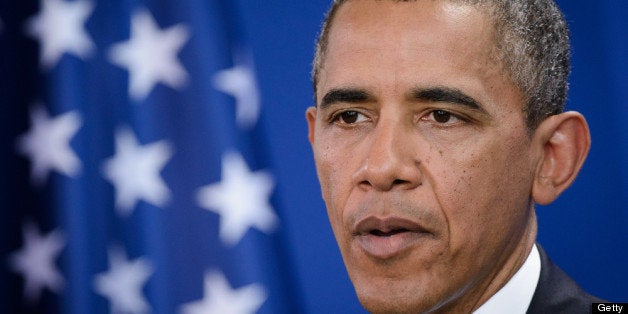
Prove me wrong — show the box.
[353,216,429,236]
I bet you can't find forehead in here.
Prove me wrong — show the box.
[329,1,496,65]
[318,0,516,107]
[328,0,495,45]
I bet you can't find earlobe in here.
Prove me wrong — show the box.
[532,112,591,205]
[306,107,318,145]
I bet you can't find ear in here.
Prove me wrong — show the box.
[306,106,318,145]
[532,111,591,205]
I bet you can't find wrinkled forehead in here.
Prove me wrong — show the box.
[320,0,501,84]
[330,1,494,43]
[319,0,501,74]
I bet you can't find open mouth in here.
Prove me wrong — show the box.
[369,228,410,237]
[353,216,431,259]
[354,216,427,236]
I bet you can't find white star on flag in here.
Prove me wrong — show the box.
[9,222,65,302]
[180,270,267,314]
[108,9,190,101]
[196,152,278,246]
[213,65,260,129]
[26,0,95,68]
[16,105,82,185]
[93,247,153,314]
[102,127,173,216]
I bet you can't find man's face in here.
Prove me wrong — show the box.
[307,1,539,313]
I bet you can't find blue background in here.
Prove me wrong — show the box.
[1,0,626,313]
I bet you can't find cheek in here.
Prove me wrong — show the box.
[432,132,533,244]
[316,148,344,199]
[313,140,357,230]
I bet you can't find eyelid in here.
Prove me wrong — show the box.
[329,109,369,125]
[420,108,469,125]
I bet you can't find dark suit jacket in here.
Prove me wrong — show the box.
[527,246,606,314]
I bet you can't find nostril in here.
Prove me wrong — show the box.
[392,179,408,186]
[352,157,422,191]
[358,180,372,188]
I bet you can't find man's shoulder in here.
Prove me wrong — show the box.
[527,245,606,314]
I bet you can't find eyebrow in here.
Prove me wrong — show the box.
[319,88,372,109]
[410,87,484,112]
[318,86,486,113]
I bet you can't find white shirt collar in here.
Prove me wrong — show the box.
[473,244,541,314]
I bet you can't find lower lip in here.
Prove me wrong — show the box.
[355,232,430,259]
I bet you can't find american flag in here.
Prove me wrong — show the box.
[2,1,626,313]
[1,0,302,313]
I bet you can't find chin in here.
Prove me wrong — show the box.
[357,293,426,314]
[352,276,434,314]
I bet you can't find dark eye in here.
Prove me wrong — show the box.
[334,111,367,124]
[433,110,451,123]
[427,110,461,124]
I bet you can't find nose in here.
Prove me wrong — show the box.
[353,117,422,191]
